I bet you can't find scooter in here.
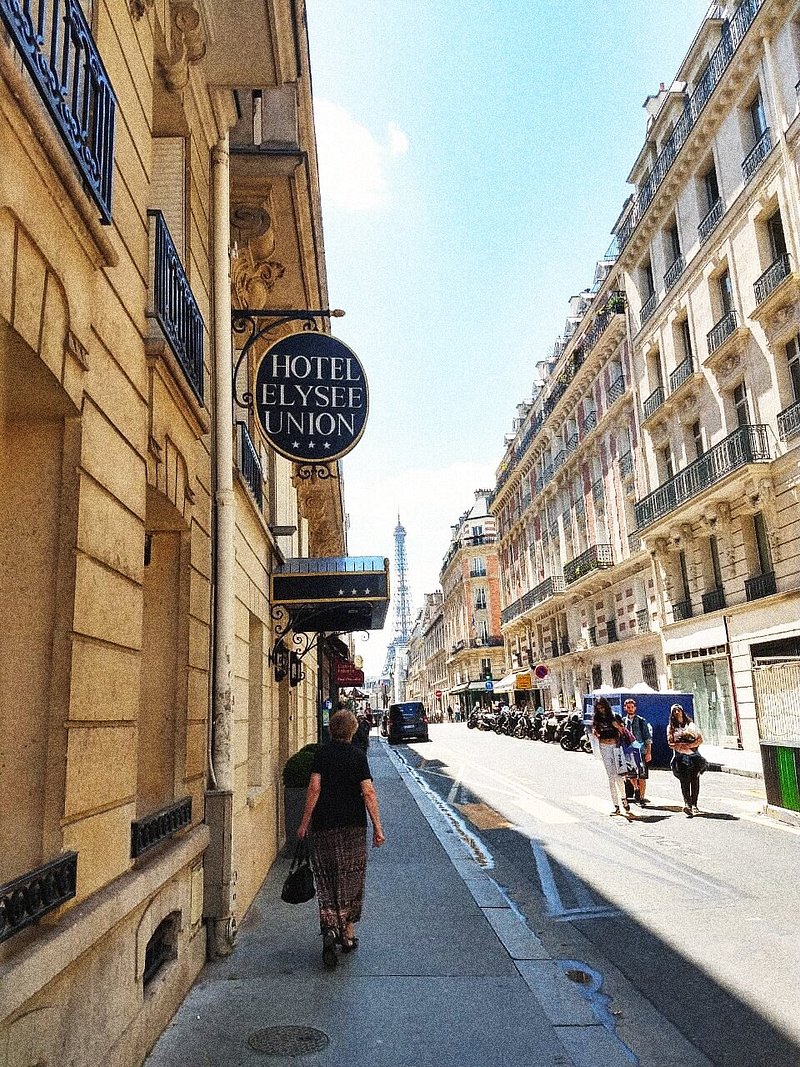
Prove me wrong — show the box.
[539,710,562,743]
[559,712,591,752]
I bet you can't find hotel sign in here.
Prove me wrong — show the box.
[254,333,368,462]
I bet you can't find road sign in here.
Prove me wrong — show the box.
[485,680,494,691]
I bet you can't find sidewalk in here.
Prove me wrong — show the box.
[145,740,639,1067]
[702,744,763,778]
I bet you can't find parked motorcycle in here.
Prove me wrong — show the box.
[559,712,592,752]
[539,710,562,743]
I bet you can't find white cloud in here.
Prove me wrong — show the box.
[314,99,409,213]
[342,459,496,679]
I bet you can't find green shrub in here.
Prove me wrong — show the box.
[282,743,319,788]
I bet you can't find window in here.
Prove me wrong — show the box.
[680,319,694,361]
[704,164,720,211]
[143,914,179,988]
[667,220,681,263]
[767,210,788,261]
[641,656,658,689]
[474,587,487,611]
[678,550,691,603]
[591,664,603,690]
[719,269,733,316]
[709,535,723,589]
[611,661,624,688]
[692,420,704,458]
[787,336,800,402]
[733,381,750,428]
[643,258,655,298]
[478,620,489,642]
[481,658,492,678]
[753,512,773,575]
[470,557,487,577]
[749,91,767,144]
[660,446,674,481]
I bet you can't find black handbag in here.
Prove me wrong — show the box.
[281,839,316,904]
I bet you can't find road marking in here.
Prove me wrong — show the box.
[531,842,619,921]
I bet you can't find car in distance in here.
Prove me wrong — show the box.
[387,701,430,744]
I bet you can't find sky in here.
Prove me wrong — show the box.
[305,0,711,678]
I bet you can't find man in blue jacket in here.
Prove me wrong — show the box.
[622,697,653,805]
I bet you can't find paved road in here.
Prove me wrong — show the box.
[394,724,800,1067]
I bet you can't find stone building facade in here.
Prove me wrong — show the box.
[0,2,343,1064]
[440,491,505,713]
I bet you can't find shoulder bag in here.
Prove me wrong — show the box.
[281,838,316,904]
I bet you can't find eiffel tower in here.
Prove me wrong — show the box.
[381,515,413,681]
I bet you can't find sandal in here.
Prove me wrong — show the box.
[341,936,359,953]
[621,799,630,812]
[322,928,338,969]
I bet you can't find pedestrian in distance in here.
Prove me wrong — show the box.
[667,703,706,817]
[352,711,371,753]
[298,709,385,968]
[621,697,653,806]
[592,698,634,817]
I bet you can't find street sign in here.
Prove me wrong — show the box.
[435,689,442,698]
[254,332,368,462]
[533,663,549,680]
[485,680,494,691]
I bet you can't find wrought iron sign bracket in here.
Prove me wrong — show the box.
[231,307,344,411]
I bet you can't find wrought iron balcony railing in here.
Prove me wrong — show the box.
[672,599,693,622]
[591,478,604,503]
[0,0,117,223]
[628,530,642,554]
[745,571,776,601]
[616,0,763,250]
[754,253,791,306]
[639,292,658,328]
[669,355,695,393]
[587,625,597,647]
[707,309,738,355]
[552,449,567,472]
[148,210,205,403]
[664,254,685,292]
[564,543,613,585]
[634,424,770,529]
[0,852,78,943]
[636,608,651,634]
[742,127,773,183]
[607,375,625,405]
[778,399,800,442]
[699,198,724,244]
[582,410,597,435]
[702,586,726,613]
[643,386,665,419]
[131,796,192,858]
[559,636,571,656]
[619,451,634,476]
[565,432,579,454]
[238,422,263,507]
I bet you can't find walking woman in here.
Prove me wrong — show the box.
[592,698,632,816]
[667,703,705,817]
[297,709,385,968]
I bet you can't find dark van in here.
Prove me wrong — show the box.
[387,701,429,744]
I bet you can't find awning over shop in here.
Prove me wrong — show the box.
[271,555,390,633]
[467,680,492,692]
[450,683,469,694]
[494,670,533,693]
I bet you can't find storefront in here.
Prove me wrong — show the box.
[668,644,738,748]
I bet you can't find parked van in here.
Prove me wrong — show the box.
[387,701,430,744]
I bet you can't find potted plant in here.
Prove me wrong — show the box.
[282,743,318,850]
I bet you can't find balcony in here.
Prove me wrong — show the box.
[0,0,117,223]
[587,626,597,647]
[552,449,567,473]
[238,422,263,507]
[619,451,634,477]
[742,127,773,183]
[702,587,726,614]
[699,198,724,245]
[745,571,776,601]
[672,599,693,622]
[607,375,625,405]
[565,432,579,454]
[664,255,685,292]
[639,292,658,328]
[582,410,597,435]
[778,400,800,442]
[634,424,771,530]
[558,636,571,656]
[707,310,738,356]
[628,529,643,554]
[754,253,791,307]
[669,355,695,394]
[147,211,205,403]
[591,478,605,503]
[0,852,78,943]
[643,386,665,420]
[616,0,763,250]
[131,797,192,858]
[564,543,613,585]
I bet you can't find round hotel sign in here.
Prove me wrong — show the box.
[254,333,368,462]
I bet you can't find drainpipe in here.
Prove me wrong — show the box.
[207,131,237,956]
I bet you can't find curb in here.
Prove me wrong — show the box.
[382,741,636,1067]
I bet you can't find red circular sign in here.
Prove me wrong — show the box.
[534,663,549,680]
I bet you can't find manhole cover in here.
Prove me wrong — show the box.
[565,968,592,985]
[248,1026,330,1056]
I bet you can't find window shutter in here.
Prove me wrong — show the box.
[151,137,186,260]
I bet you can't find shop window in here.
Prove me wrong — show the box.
[641,656,658,689]
[611,661,624,688]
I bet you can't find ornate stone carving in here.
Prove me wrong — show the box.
[160,1,207,92]
[129,0,154,20]
[742,476,780,562]
[230,193,286,308]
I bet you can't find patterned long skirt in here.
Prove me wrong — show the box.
[309,825,367,936]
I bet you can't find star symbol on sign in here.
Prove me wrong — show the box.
[351,587,358,595]
[364,587,370,594]
[323,442,331,450]
[308,440,316,449]
[292,441,300,449]
[338,588,345,595]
